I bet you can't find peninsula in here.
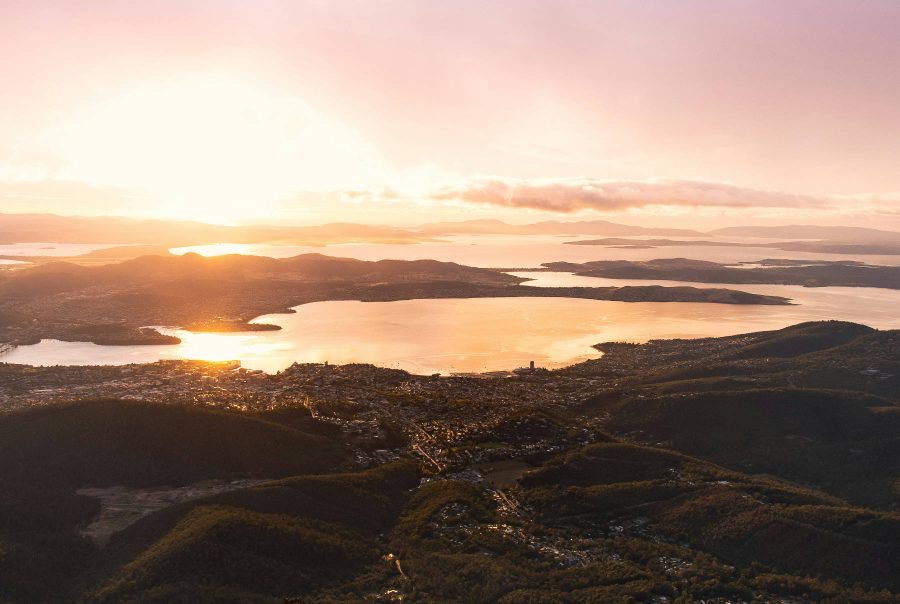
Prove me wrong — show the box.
[0,253,789,347]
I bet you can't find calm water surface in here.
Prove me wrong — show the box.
[0,242,126,257]
[4,288,900,374]
[4,236,900,374]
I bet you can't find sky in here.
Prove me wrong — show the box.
[1,0,899,228]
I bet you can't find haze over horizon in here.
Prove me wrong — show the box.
[2,1,900,230]
[3,5,900,602]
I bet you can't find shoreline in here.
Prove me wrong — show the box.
[0,284,791,350]
[4,314,862,378]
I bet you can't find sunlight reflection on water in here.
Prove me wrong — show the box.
[5,236,900,374]
[5,288,900,374]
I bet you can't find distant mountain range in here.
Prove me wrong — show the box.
[3,212,900,246]
[0,214,433,247]
[417,218,702,237]
[708,224,900,241]
[422,220,900,242]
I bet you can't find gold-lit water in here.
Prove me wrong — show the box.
[6,285,900,374]
[5,236,900,374]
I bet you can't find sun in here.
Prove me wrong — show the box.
[44,73,385,223]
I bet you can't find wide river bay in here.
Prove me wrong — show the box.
[3,235,900,374]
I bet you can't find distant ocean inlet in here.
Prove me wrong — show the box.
[3,235,900,374]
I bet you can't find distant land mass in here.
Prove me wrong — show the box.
[0,213,436,247]
[566,237,900,255]
[417,220,900,244]
[417,218,703,237]
[708,224,900,241]
[0,213,707,247]
[0,253,788,347]
[5,214,900,253]
[545,257,900,289]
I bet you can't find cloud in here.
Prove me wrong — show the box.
[428,177,829,213]
[8,74,386,220]
[339,186,402,204]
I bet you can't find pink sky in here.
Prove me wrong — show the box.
[1,1,899,227]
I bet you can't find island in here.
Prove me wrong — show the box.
[545,257,900,289]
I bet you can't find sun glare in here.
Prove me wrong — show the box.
[43,74,385,222]
[157,329,290,366]
[169,243,254,257]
